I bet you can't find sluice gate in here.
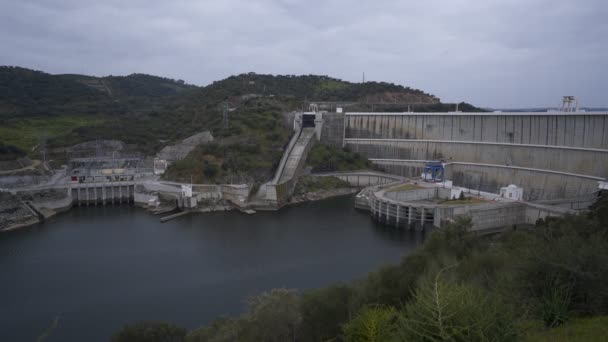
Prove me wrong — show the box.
[70,182,135,206]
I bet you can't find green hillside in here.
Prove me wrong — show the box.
[0,67,483,178]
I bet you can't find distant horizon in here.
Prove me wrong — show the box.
[2,1,606,109]
[4,64,605,110]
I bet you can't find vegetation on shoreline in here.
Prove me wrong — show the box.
[112,193,608,341]
[293,176,352,195]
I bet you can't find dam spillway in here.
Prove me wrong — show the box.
[70,182,135,206]
[332,111,608,201]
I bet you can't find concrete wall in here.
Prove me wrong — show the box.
[370,159,601,201]
[448,163,601,201]
[455,203,527,231]
[345,113,608,149]
[385,188,437,201]
[368,160,428,178]
[345,139,608,177]
[320,112,345,148]
[342,112,608,201]
[312,171,404,187]
[525,203,575,224]
[535,195,598,210]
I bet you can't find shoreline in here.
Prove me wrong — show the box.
[288,187,360,205]
[0,188,361,233]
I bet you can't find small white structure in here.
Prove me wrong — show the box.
[154,158,168,175]
[500,184,524,200]
[336,107,343,113]
[147,197,160,208]
[179,184,197,209]
[181,184,193,198]
[598,181,608,191]
[443,180,453,189]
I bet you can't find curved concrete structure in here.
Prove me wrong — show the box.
[339,112,608,201]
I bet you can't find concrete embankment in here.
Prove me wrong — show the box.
[263,127,317,208]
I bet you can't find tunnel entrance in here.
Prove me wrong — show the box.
[302,114,316,128]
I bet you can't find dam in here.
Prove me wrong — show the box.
[332,111,608,201]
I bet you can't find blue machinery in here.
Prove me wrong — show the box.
[423,161,444,183]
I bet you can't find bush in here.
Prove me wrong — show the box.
[397,270,516,342]
[540,277,572,328]
[306,144,370,173]
[203,162,219,179]
[343,306,398,342]
[239,289,302,342]
[299,285,355,341]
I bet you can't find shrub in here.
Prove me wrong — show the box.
[343,305,398,342]
[397,270,516,342]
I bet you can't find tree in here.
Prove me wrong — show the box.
[396,269,516,342]
[112,321,186,342]
[299,285,355,341]
[186,317,240,342]
[240,288,302,342]
[203,162,219,179]
[343,306,398,342]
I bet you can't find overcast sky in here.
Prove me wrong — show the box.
[1,0,606,108]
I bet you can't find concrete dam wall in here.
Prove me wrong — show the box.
[340,112,608,200]
[344,112,608,148]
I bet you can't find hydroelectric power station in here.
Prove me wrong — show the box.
[275,104,608,232]
[2,101,607,233]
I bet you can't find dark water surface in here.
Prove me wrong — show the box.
[0,196,426,341]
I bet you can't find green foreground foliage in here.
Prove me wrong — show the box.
[523,316,608,342]
[114,194,608,341]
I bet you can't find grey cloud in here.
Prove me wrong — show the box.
[0,0,606,107]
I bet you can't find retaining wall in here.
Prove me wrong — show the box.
[370,159,601,201]
[345,139,608,177]
[320,112,345,148]
[312,171,404,187]
[384,188,437,201]
[345,112,608,149]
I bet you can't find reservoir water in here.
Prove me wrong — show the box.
[0,196,426,341]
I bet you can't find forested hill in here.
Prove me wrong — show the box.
[196,73,440,103]
[0,66,482,159]
[0,66,195,118]
[0,67,470,119]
